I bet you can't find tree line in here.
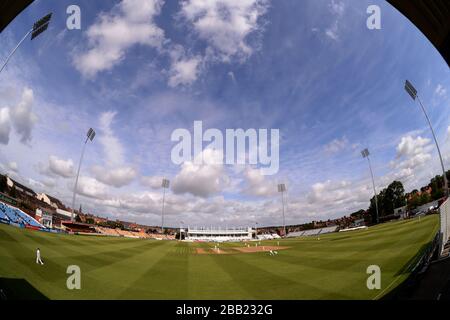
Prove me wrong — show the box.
[365,170,450,223]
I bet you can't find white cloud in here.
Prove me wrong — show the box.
[435,84,447,97]
[0,161,19,176]
[74,0,270,86]
[73,176,108,199]
[388,135,434,185]
[48,155,75,178]
[172,148,229,198]
[276,178,372,222]
[93,111,137,187]
[329,0,345,16]
[6,162,18,172]
[325,0,345,41]
[228,71,236,82]
[94,189,275,225]
[325,21,339,41]
[168,54,202,87]
[99,192,161,214]
[324,136,348,154]
[141,175,165,189]
[241,166,277,197]
[9,87,37,144]
[307,180,351,204]
[92,165,137,187]
[27,178,45,190]
[396,135,430,158]
[391,167,414,182]
[179,0,269,61]
[98,111,125,167]
[74,0,165,78]
[42,177,56,189]
[0,108,11,144]
[396,153,432,171]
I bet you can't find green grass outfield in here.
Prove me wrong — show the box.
[0,215,439,299]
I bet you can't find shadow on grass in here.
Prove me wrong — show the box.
[394,243,430,276]
[384,236,440,300]
[0,277,48,300]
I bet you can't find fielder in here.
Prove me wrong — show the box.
[36,248,44,265]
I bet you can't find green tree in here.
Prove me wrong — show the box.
[419,192,431,205]
[407,193,421,210]
[387,180,405,211]
[369,181,405,222]
[429,175,444,200]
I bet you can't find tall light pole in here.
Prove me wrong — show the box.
[1,13,52,74]
[362,148,379,224]
[405,80,449,197]
[71,128,96,222]
[255,221,258,239]
[161,178,170,233]
[278,183,287,237]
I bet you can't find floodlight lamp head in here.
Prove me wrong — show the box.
[162,178,170,189]
[361,148,369,158]
[31,13,52,40]
[405,80,418,101]
[87,128,96,141]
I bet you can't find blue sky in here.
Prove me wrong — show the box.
[0,0,449,227]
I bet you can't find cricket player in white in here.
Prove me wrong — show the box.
[36,248,44,265]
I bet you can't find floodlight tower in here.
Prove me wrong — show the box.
[278,183,287,237]
[1,13,52,74]
[361,148,379,224]
[71,128,96,222]
[404,80,448,197]
[161,178,170,233]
